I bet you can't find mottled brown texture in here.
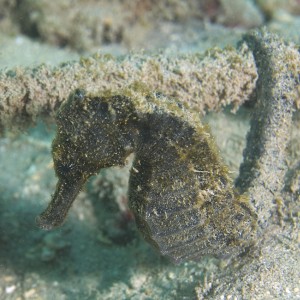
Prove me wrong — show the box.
[256,0,300,17]
[13,0,263,51]
[0,0,18,34]
[236,29,300,233]
[196,30,300,300]
[37,87,256,263]
[0,44,257,133]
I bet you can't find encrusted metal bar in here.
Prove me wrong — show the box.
[236,30,300,232]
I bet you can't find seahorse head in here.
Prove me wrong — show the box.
[37,89,138,229]
[55,88,137,171]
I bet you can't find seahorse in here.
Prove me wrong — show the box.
[37,86,256,263]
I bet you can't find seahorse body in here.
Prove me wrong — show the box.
[37,87,256,263]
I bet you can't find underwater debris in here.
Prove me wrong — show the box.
[191,30,300,298]
[36,87,256,263]
[236,29,300,232]
[0,45,257,133]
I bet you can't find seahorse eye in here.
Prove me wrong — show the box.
[73,89,86,102]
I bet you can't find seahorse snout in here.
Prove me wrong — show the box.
[36,178,85,230]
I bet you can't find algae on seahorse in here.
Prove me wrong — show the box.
[37,86,256,263]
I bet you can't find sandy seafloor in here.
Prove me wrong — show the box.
[0,1,300,299]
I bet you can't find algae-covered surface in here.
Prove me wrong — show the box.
[0,1,300,299]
